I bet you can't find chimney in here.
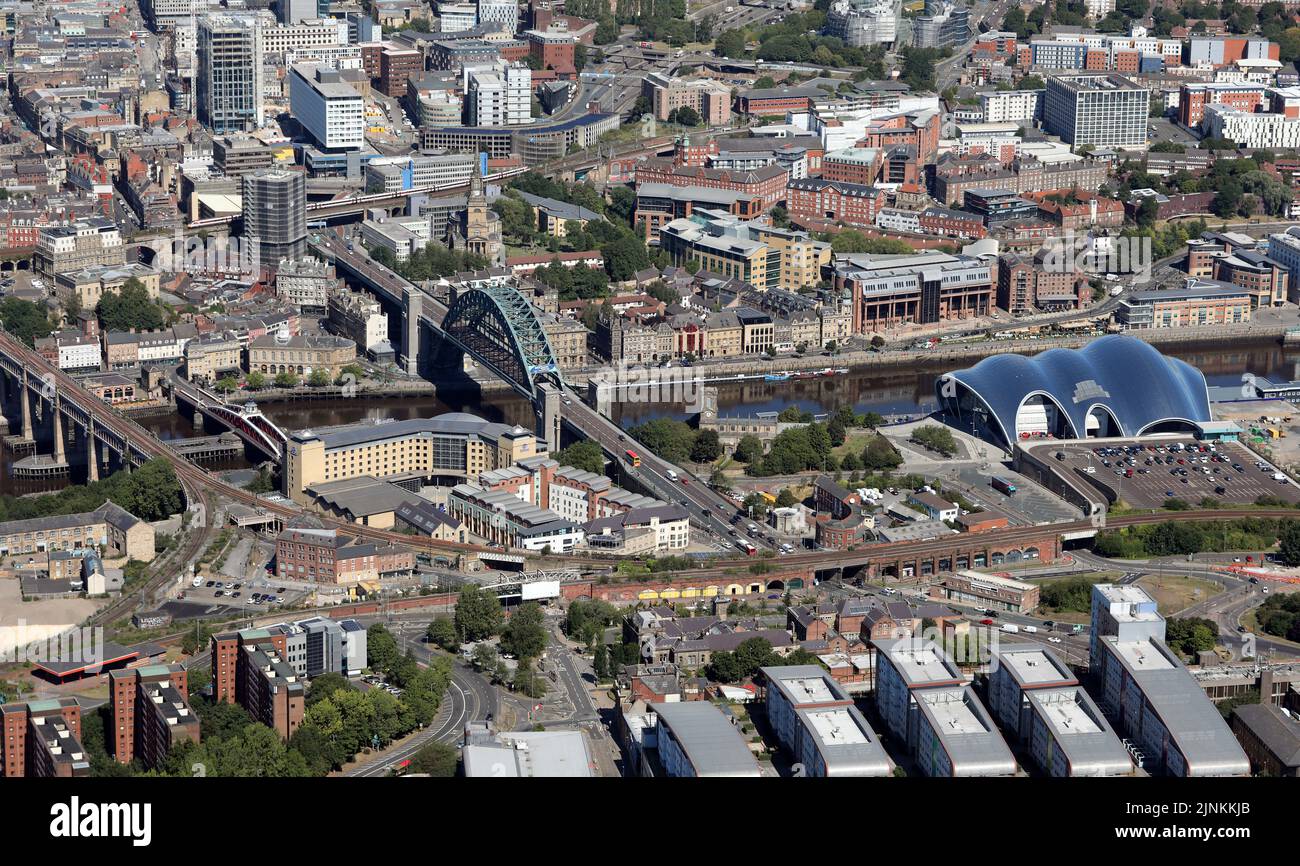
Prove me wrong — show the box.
[1260,667,1274,705]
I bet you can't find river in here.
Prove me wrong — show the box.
[2,337,1296,494]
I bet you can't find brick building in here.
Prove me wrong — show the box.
[210,627,306,741]
[0,699,88,777]
[109,664,199,770]
[785,178,885,230]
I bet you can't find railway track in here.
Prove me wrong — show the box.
[10,330,1300,601]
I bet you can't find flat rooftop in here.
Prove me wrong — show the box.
[1094,583,1163,623]
[1113,639,1176,672]
[1027,687,1134,775]
[876,639,963,688]
[462,730,593,777]
[916,687,1018,776]
[997,645,1077,687]
[1100,636,1250,775]
[796,705,893,776]
[762,664,844,705]
[806,707,868,745]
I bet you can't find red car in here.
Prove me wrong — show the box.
[980,618,994,625]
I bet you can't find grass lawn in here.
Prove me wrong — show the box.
[833,429,879,459]
[1242,605,1300,646]
[1135,574,1223,615]
[1035,571,1125,622]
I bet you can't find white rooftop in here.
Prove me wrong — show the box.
[1034,689,1103,735]
[1114,639,1175,671]
[806,708,870,746]
[922,689,988,735]
[878,639,962,687]
[1095,583,1163,623]
[1002,648,1069,685]
[782,675,836,704]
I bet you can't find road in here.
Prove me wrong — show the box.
[344,663,496,777]
[1072,549,1300,660]
[558,380,776,550]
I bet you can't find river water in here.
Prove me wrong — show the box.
[2,337,1296,494]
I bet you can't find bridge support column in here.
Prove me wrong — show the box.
[51,396,65,464]
[20,372,32,440]
[400,288,422,376]
[193,409,204,430]
[537,382,562,451]
[0,370,8,434]
[86,421,98,483]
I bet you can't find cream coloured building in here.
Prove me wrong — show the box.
[248,333,356,378]
[54,263,160,312]
[283,412,545,503]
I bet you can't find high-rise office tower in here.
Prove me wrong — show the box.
[243,168,307,268]
[197,13,265,134]
[476,0,517,32]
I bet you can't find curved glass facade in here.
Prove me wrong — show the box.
[935,335,1211,449]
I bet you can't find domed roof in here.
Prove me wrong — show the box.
[936,335,1211,444]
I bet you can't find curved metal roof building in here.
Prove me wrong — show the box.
[935,335,1211,449]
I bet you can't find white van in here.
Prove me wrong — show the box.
[1022,625,1038,633]
[665,469,678,482]
[1001,623,1020,633]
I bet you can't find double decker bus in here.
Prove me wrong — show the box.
[625,450,641,468]
[990,476,1017,496]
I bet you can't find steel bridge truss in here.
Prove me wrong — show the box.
[440,284,563,399]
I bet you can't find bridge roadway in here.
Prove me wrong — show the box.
[5,321,1299,578]
[0,329,559,562]
[185,166,531,232]
[311,233,770,549]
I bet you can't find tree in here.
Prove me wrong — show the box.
[861,436,902,471]
[426,616,458,650]
[733,435,764,464]
[1165,616,1218,657]
[96,278,166,332]
[367,624,400,674]
[627,417,697,464]
[306,672,353,708]
[911,425,957,457]
[307,369,332,387]
[455,584,504,642]
[1279,521,1300,566]
[274,371,299,388]
[0,296,54,347]
[246,371,266,390]
[555,440,605,475]
[714,29,746,57]
[776,488,797,507]
[408,741,458,777]
[707,637,776,682]
[214,375,238,393]
[668,106,702,126]
[690,428,722,463]
[827,418,847,447]
[513,658,547,698]
[601,234,651,282]
[500,602,548,660]
[196,700,255,742]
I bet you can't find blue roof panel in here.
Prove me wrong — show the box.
[937,335,1211,443]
